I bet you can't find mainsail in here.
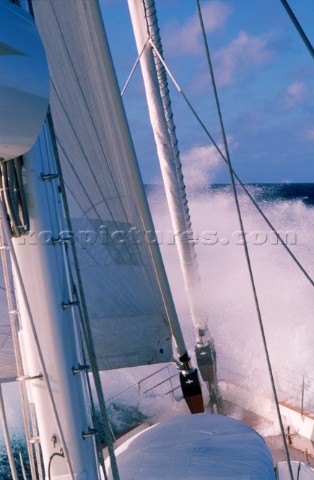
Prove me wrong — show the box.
[26,0,174,371]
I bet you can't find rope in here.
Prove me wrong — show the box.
[48,452,65,480]
[195,2,294,478]
[149,40,314,290]
[121,36,150,96]
[279,0,314,59]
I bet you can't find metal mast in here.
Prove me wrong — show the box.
[1,1,100,477]
[127,0,221,410]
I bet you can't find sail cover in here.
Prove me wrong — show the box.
[30,0,172,370]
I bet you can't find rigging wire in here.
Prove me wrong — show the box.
[195,1,294,478]
[121,36,150,96]
[279,0,314,59]
[148,40,314,290]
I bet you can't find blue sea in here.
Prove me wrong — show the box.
[1,183,314,478]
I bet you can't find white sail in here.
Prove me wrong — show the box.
[20,0,176,371]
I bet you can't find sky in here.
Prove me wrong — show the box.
[99,0,314,184]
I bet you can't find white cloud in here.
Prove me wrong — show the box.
[213,31,274,86]
[181,144,222,184]
[163,1,233,56]
[305,128,314,140]
[283,81,308,108]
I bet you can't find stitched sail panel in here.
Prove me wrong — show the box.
[30,0,172,369]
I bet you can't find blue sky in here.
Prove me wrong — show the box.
[100,0,314,184]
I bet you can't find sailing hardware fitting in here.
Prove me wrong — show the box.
[177,352,204,413]
[62,300,79,310]
[29,436,40,444]
[72,364,90,375]
[41,173,60,181]
[51,237,72,245]
[82,427,98,440]
[51,434,57,448]
[17,373,43,381]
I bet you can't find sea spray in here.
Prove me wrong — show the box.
[148,184,314,419]
[1,185,314,472]
[101,184,314,433]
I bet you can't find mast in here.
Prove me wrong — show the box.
[127,0,221,410]
[9,124,100,478]
[0,1,100,477]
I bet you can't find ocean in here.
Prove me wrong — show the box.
[1,183,313,478]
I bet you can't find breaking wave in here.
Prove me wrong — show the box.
[1,184,314,476]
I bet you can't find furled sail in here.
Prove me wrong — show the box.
[30,0,173,370]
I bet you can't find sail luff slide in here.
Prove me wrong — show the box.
[127,0,221,411]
